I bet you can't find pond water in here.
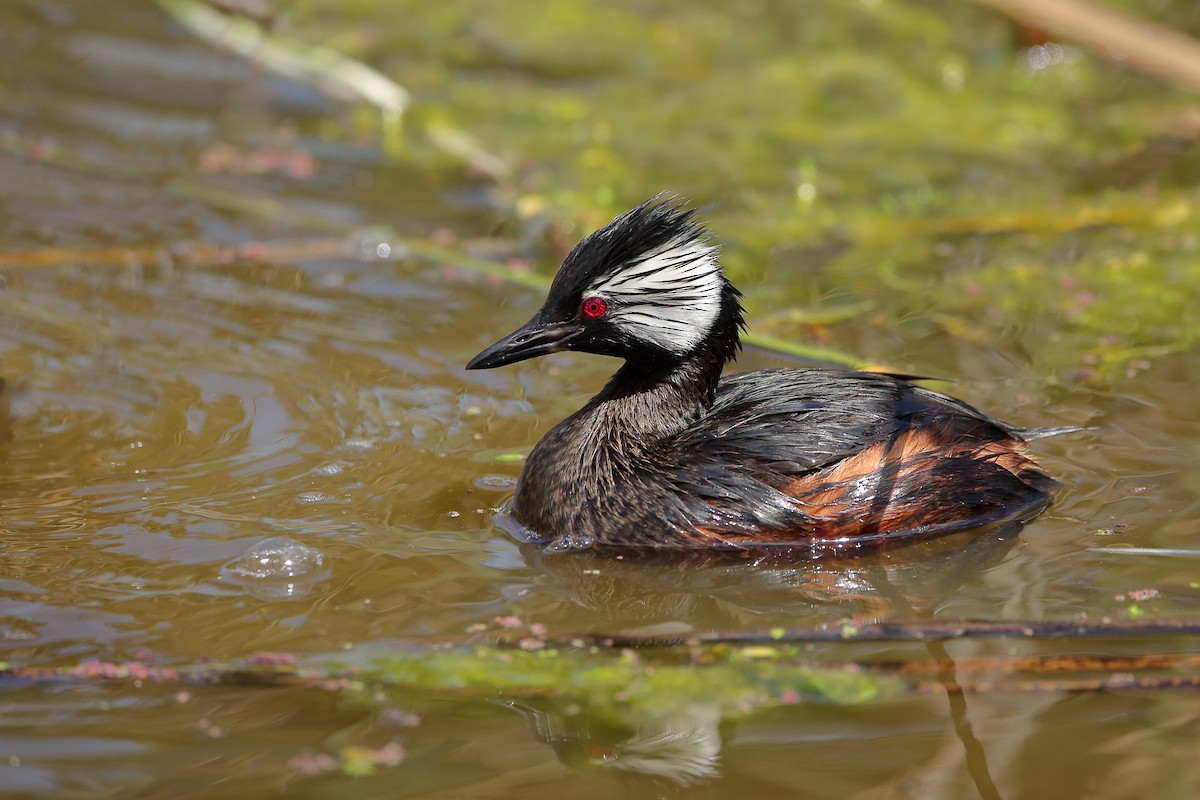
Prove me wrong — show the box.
[2,2,1200,798]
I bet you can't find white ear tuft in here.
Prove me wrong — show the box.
[585,235,723,354]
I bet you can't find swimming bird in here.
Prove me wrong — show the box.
[467,197,1068,552]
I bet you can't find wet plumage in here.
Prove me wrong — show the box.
[467,197,1068,552]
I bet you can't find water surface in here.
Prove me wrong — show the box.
[2,2,1200,798]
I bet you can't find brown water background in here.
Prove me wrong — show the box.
[2,2,1200,798]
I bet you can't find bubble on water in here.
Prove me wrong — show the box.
[474,474,517,491]
[545,533,595,553]
[296,491,343,505]
[225,537,324,579]
[221,537,329,600]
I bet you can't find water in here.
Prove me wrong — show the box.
[2,2,1200,798]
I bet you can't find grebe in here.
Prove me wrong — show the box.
[467,197,1068,552]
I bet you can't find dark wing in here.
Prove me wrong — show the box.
[670,369,1019,475]
[649,369,1045,543]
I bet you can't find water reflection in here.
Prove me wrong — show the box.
[503,699,725,791]
[518,523,1024,629]
[3,1,1200,796]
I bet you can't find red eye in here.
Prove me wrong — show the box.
[581,296,608,319]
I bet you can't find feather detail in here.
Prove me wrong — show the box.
[586,233,723,354]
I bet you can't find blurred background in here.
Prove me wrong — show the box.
[1,1,1199,797]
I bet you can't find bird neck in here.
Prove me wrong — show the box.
[521,301,743,486]
[591,354,722,441]
[584,314,739,446]
[512,319,738,538]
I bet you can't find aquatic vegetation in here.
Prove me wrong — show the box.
[5,2,1200,794]
[269,0,1200,383]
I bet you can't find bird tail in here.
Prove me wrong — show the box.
[1013,425,1094,441]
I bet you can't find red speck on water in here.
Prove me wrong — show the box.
[249,651,297,667]
[378,707,421,728]
[288,751,339,777]
[430,227,457,246]
[373,742,408,767]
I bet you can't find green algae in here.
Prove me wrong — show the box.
[273,0,1200,384]
[361,643,902,721]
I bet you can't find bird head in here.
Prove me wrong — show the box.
[467,196,743,371]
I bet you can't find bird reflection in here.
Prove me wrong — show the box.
[516,520,1026,629]
[499,521,1028,787]
[501,698,727,791]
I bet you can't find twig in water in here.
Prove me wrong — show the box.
[568,616,1200,648]
[974,0,1200,93]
